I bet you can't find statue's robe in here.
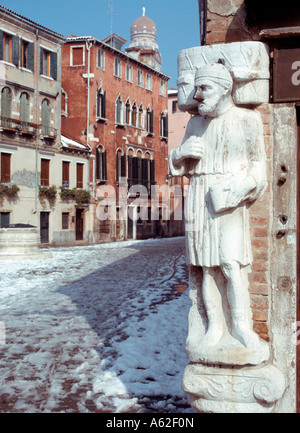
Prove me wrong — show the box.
[169,106,267,267]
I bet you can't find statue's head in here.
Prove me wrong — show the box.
[193,63,233,117]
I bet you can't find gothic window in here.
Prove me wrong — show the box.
[20,92,30,123]
[131,102,137,127]
[96,145,107,181]
[96,88,106,119]
[1,87,12,119]
[41,99,51,135]
[115,95,123,125]
[125,99,131,125]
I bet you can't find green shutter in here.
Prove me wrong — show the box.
[50,51,57,80]
[1,87,12,118]
[12,35,19,66]
[20,93,30,122]
[40,47,43,74]
[0,31,3,61]
[28,42,34,71]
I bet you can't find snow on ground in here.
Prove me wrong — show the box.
[0,237,193,413]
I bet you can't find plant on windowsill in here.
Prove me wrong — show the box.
[59,187,90,207]
[39,185,57,207]
[0,183,20,206]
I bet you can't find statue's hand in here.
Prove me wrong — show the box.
[176,136,204,161]
[225,177,256,208]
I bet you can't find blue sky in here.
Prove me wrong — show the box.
[0,0,200,87]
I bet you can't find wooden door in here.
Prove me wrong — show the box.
[40,212,49,244]
[76,208,84,241]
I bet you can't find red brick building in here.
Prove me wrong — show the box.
[61,13,170,242]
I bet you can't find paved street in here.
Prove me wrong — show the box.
[0,237,191,413]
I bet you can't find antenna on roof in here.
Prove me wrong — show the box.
[142,6,146,16]
[105,1,118,43]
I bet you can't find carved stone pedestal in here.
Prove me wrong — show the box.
[182,363,286,413]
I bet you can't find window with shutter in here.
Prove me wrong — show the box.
[20,92,30,123]
[0,212,10,228]
[40,48,57,79]
[96,89,106,119]
[0,30,3,61]
[40,48,50,76]
[21,40,29,69]
[96,147,107,181]
[76,163,84,189]
[50,51,57,80]
[150,160,155,186]
[41,159,50,186]
[125,100,131,125]
[62,161,70,187]
[1,87,12,119]
[41,99,51,135]
[12,35,19,66]
[62,212,69,230]
[3,33,12,63]
[1,153,11,183]
[27,42,34,71]
[115,96,123,124]
[71,46,84,66]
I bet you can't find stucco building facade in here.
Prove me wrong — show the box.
[0,5,91,247]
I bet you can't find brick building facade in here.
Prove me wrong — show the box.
[61,12,170,242]
[198,0,299,412]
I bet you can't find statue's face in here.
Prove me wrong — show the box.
[193,79,228,117]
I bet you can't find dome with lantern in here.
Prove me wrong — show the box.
[126,7,162,71]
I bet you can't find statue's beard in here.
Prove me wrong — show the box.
[197,98,221,117]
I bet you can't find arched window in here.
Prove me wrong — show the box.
[131,102,137,127]
[146,107,154,134]
[125,99,131,125]
[96,88,106,119]
[115,95,123,125]
[116,148,125,182]
[41,99,51,135]
[96,145,107,181]
[160,111,168,139]
[138,104,144,129]
[1,87,12,119]
[20,92,30,123]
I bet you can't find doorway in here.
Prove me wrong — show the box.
[76,208,84,241]
[40,212,49,244]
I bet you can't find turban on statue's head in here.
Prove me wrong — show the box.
[195,63,233,88]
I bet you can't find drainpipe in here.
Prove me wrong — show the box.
[34,29,39,214]
[86,40,92,192]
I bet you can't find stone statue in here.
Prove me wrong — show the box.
[169,62,268,360]
[172,45,286,413]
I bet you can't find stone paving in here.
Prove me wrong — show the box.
[0,237,191,413]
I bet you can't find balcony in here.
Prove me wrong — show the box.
[19,121,38,136]
[0,117,20,133]
[40,126,58,140]
[0,117,38,136]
